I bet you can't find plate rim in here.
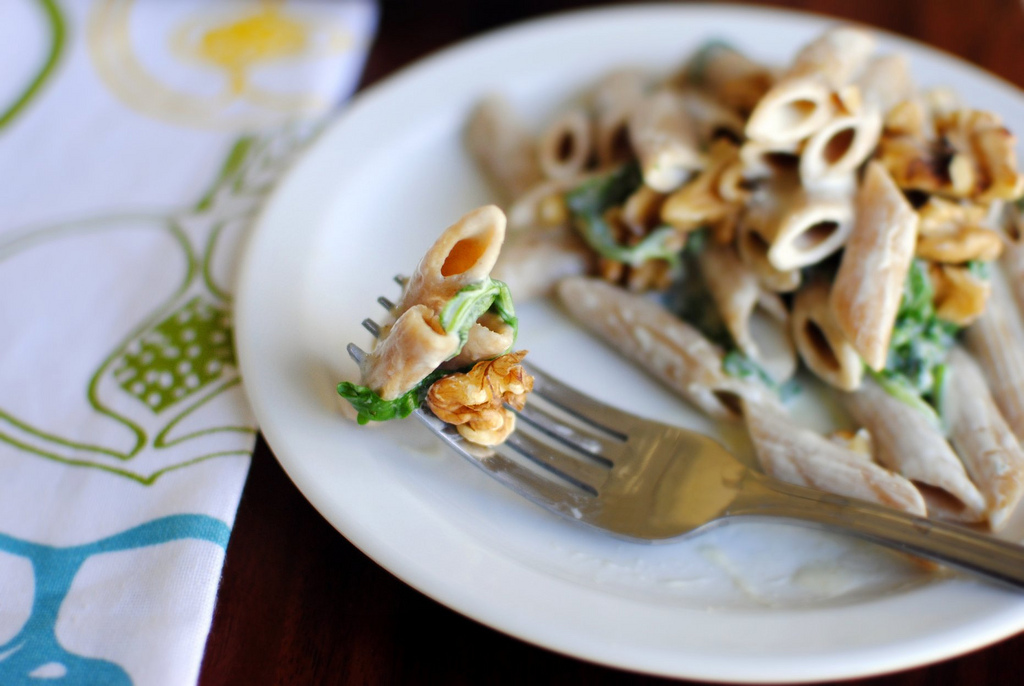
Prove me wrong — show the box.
[235,3,1024,682]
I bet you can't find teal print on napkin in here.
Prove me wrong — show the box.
[0,514,230,684]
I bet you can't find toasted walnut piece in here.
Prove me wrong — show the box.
[425,351,534,446]
[930,262,992,326]
[661,139,742,238]
[916,197,1004,263]
[879,107,1024,203]
[938,109,1024,202]
[884,100,926,137]
[974,125,1024,202]
[877,135,952,195]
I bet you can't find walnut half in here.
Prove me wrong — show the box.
[425,351,534,446]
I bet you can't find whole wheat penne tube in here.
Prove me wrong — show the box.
[856,54,914,114]
[746,27,874,144]
[799,55,906,185]
[444,312,515,369]
[736,212,802,293]
[844,377,987,523]
[685,42,774,114]
[745,76,833,145]
[491,225,594,301]
[740,138,801,179]
[753,176,856,271]
[538,107,593,181]
[792,279,864,391]
[677,88,747,143]
[742,399,926,515]
[831,161,919,371]
[946,348,1024,529]
[362,305,461,400]
[789,27,876,87]
[963,289,1024,442]
[799,109,882,185]
[557,277,779,421]
[591,69,647,167]
[465,96,544,203]
[399,205,506,314]
[699,242,797,381]
[628,90,703,192]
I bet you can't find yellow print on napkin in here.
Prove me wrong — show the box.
[88,0,354,130]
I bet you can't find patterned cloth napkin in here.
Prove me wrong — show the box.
[0,1,376,682]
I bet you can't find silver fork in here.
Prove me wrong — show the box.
[351,301,1024,590]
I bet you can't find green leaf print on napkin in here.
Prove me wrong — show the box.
[0,0,65,131]
[0,129,312,483]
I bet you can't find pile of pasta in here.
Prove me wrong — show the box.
[466,26,1024,530]
[338,205,534,446]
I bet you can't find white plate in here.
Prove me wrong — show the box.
[235,4,1024,682]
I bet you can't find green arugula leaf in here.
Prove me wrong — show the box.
[337,368,451,425]
[438,277,518,355]
[565,164,683,267]
[336,382,421,425]
[565,162,643,216]
[876,259,960,418]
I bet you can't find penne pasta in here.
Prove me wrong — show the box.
[844,377,987,523]
[699,241,796,380]
[799,109,882,186]
[677,88,748,143]
[736,211,802,293]
[628,90,703,192]
[740,138,801,180]
[591,69,648,167]
[787,27,876,88]
[742,399,926,515]
[792,279,864,391]
[830,161,919,371]
[538,107,594,181]
[745,75,833,145]
[963,288,1024,443]
[747,28,874,145]
[685,42,774,115]
[399,205,507,314]
[857,54,914,114]
[362,304,461,400]
[749,175,856,271]
[557,276,779,421]
[946,348,1024,529]
[444,312,516,369]
[465,96,544,203]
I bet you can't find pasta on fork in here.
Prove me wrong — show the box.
[338,206,534,446]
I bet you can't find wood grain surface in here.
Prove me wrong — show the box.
[199,1,1024,683]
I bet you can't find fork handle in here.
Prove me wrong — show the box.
[727,475,1024,590]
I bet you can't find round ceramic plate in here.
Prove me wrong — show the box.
[235,5,1024,682]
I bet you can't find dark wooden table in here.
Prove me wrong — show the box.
[199,1,1024,683]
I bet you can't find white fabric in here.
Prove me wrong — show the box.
[0,1,376,683]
